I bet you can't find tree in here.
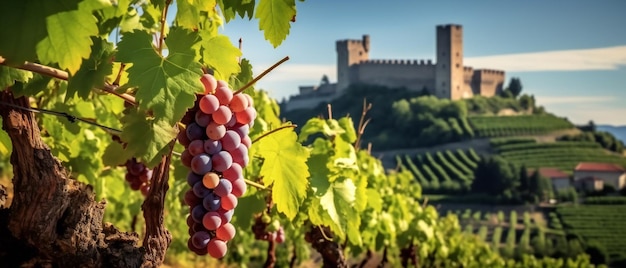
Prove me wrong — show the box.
[507,77,523,98]
[472,156,520,201]
[320,74,330,85]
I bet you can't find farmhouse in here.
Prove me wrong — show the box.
[530,168,571,192]
[573,162,626,191]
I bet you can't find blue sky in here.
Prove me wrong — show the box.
[217,1,626,125]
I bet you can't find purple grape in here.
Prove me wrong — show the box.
[186,122,205,141]
[193,181,211,198]
[232,123,249,139]
[214,179,233,197]
[188,139,205,156]
[219,208,234,223]
[203,192,221,212]
[191,231,212,249]
[187,172,202,187]
[204,139,222,155]
[195,110,212,127]
[191,205,207,223]
[211,151,233,172]
[191,153,212,175]
[221,130,241,152]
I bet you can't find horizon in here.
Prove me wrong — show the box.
[215,1,626,126]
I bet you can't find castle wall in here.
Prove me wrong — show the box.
[352,59,436,91]
[472,69,505,97]
[462,66,475,98]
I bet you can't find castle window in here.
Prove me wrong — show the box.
[456,63,460,68]
[456,52,459,57]
[441,81,446,86]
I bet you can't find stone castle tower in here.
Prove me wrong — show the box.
[336,35,370,92]
[435,24,464,100]
[285,24,505,111]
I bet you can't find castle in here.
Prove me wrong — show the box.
[284,24,506,111]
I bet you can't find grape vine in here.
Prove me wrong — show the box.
[0,1,603,267]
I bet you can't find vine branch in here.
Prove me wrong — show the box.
[235,56,290,94]
[157,0,172,55]
[0,56,137,105]
[251,124,297,144]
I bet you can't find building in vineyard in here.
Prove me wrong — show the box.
[284,24,506,111]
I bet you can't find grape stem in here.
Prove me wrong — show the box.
[251,124,297,144]
[0,56,137,106]
[234,56,290,94]
[157,0,172,56]
[244,179,266,190]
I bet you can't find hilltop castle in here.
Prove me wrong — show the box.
[284,24,506,111]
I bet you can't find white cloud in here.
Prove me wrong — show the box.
[252,63,336,83]
[534,95,615,105]
[465,46,626,72]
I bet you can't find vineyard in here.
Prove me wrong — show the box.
[556,205,626,264]
[490,138,626,172]
[441,207,585,261]
[396,148,480,193]
[469,114,574,138]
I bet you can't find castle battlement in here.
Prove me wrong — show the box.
[475,69,505,75]
[359,59,434,66]
[285,25,506,112]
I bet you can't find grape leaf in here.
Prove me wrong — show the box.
[338,117,357,144]
[36,2,101,75]
[0,0,80,64]
[0,118,11,155]
[218,0,256,22]
[0,66,33,89]
[102,141,133,167]
[175,0,218,29]
[201,34,242,81]
[254,126,310,220]
[255,0,296,48]
[67,37,114,100]
[119,109,176,167]
[116,28,204,125]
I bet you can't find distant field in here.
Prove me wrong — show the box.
[490,138,626,172]
[556,205,626,262]
[469,114,574,138]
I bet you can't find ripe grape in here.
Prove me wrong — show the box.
[200,73,218,94]
[216,223,236,241]
[199,94,220,114]
[202,172,220,189]
[179,73,257,258]
[207,239,228,259]
[123,158,153,197]
[202,211,222,230]
[229,94,248,113]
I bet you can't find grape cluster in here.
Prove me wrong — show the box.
[124,158,152,196]
[252,214,286,244]
[179,73,256,258]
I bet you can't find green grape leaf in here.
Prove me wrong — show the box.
[102,141,133,167]
[233,192,267,230]
[119,109,176,167]
[176,0,218,29]
[366,189,382,212]
[219,0,256,22]
[201,34,242,81]
[0,118,11,155]
[36,2,101,75]
[10,74,52,98]
[67,37,114,100]
[0,0,80,64]
[255,0,296,48]
[338,116,357,144]
[229,58,254,91]
[116,28,204,125]
[0,66,33,89]
[254,126,310,220]
[298,118,334,143]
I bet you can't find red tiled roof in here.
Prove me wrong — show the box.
[575,162,625,173]
[528,168,569,179]
[540,168,569,179]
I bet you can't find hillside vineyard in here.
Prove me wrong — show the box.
[284,24,506,111]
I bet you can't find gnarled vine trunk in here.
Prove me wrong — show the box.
[0,90,171,267]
